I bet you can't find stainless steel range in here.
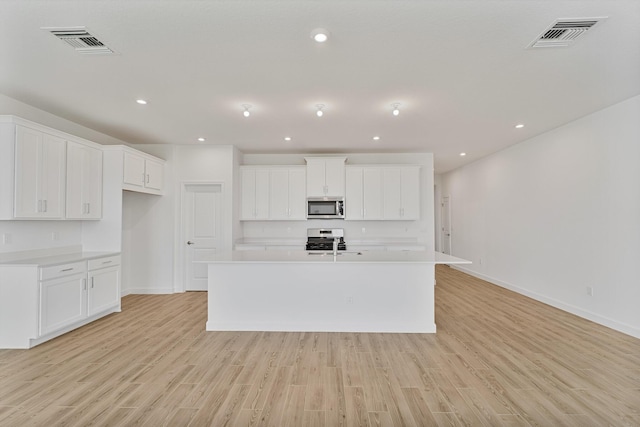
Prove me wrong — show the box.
[305,228,346,251]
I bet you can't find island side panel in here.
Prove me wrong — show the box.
[206,262,436,333]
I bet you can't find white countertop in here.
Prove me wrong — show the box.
[0,252,120,267]
[206,250,470,264]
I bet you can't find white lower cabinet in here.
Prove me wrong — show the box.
[87,257,121,316]
[39,271,87,336]
[0,253,121,349]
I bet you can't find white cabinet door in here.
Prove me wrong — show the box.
[324,158,346,197]
[14,126,66,219]
[240,167,270,220]
[123,152,145,188]
[14,126,39,217]
[145,159,164,191]
[39,274,86,336]
[400,166,420,220]
[305,158,327,197]
[383,168,403,219]
[269,168,290,220]
[255,169,270,219]
[240,168,257,220]
[345,167,363,220]
[363,168,383,219]
[66,141,103,219]
[88,265,120,316]
[287,167,307,220]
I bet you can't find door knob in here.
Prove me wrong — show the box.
[187,241,195,245]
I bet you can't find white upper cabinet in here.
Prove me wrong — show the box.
[13,125,66,219]
[382,166,420,220]
[268,167,306,220]
[240,167,270,220]
[305,157,346,197]
[241,166,306,221]
[345,167,383,220]
[346,165,420,221]
[66,141,103,219]
[122,150,164,195]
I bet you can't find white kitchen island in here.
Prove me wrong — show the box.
[206,250,470,333]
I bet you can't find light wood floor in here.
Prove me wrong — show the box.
[1,266,639,426]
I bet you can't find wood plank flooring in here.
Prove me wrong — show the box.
[1,265,639,426]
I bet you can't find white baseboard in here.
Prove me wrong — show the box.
[450,265,640,339]
[123,287,174,295]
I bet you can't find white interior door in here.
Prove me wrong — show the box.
[441,196,451,255]
[184,184,222,291]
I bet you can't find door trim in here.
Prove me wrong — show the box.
[175,181,225,293]
[441,195,452,255]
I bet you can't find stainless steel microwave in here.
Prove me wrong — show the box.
[307,197,345,219]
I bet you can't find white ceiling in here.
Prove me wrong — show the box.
[1,1,638,172]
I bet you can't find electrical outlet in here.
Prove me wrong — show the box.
[479,258,483,265]
[2,233,11,244]
[51,231,60,241]
[586,286,593,296]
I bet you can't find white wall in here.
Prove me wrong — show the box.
[241,153,435,248]
[0,221,82,255]
[440,95,640,338]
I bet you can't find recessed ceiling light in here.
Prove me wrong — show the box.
[136,99,147,105]
[316,104,325,117]
[284,137,292,141]
[242,104,252,118]
[197,137,205,142]
[311,28,329,43]
[515,124,524,129]
[372,136,380,141]
[391,103,400,116]
[460,152,467,156]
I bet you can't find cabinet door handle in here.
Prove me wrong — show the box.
[83,278,87,291]
[102,260,113,264]
[142,172,146,183]
[44,200,47,212]
[37,200,42,213]
[91,277,94,288]
[146,174,150,184]
[61,268,74,272]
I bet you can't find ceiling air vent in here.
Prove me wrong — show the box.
[43,26,114,55]
[528,17,607,48]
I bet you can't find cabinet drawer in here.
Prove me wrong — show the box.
[40,261,87,281]
[88,255,121,271]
